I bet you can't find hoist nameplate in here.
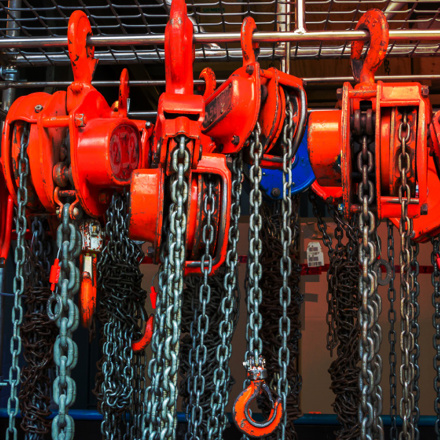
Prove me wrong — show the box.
[203,83,233,130]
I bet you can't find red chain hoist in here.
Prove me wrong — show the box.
[308,9,432,221]
[128,0,232,276]
[1,10,149,329]
[200,17,307,169]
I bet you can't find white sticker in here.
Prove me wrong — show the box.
[307,241,324,267]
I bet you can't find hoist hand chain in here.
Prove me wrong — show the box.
[96,191,148,439]
[6,123,30,440]
[431,236,440,438]
[185,178,216,440]
[355,109,384,440]
[206,152,243,440]
[258,200,302,440]
[46,203,81,440]
[325,207,362,440]
[247,123,264,365]
[20,217,57,439]
[278,91,301,440]
[387,220,398,440]
[398,111,416,440]
[144,135,190,440]
[410,240,421,440]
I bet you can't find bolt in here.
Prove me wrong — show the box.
[271,187,281,198]
[145,121,151,128]
[72,207,80,219]
[74,114,86,127]
[421,85,429,97]
[231,135,240,145]
[99,192,110,205]
[34,104,43,113]
[246,65,255,75]
[336,88,343,100]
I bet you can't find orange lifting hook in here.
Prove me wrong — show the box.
[233,356,283,438]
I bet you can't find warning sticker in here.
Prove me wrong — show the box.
[306,241,324,268]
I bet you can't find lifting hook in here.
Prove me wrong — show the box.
[233,356,283,438]
[351,8,389,86]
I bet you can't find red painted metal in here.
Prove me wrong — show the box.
[308,9,431,220]
[233,380,283,438]
[1,11,148,219]
[0,168,13,266]
[128,0,231,275]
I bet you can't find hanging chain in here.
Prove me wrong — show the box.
[327,209,361,440]
[355,109,384,440]
[47,202,81,440]
[432,236,440,438]
[20,217,56,440]
[246,123,264,366]
[185,178,215,440]
[410,240,420,440]
[97,191,147,440]
[206,152,243,440]
[387,220,398,440]
[144,135,190,440]
[6,123,30,440]
[398,110,416,440]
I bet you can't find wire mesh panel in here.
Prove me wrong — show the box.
[0,1,439,65]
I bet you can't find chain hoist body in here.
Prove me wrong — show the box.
[1,12,148,220]
[128,0,231,276]
[308,12,431,221]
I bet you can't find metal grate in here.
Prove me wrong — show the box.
[0,0,439,66]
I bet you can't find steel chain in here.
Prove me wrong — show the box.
[432,236,440,438]
[206,152,243,440]
[6,123,30,440]
[410,240,420,440]
[355,109,384,440]
[144,135,190,440]
[387,220,398,440]
[398,111,415,440]
[185,178,215,440]
[96,191,147,440]
[47,203,81,440]
[20,217,56,440]
[246,123,264,366]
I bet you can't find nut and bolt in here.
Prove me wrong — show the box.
[34,104,43,113]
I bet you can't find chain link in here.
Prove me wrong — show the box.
[96,191,147,440]
[410,240,420,440]
[355,110,384,440]
[185,178,215,440]
[246,123,264,366]
[432,236,440,438]
[398,111,415,440]
[20,217,56,440]
[6,123,30,440]
[387,220,398,440]
[206,153,243,440]
[144,135,190,440]
[47,203,81,440]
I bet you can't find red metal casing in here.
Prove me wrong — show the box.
[403,110,440,242]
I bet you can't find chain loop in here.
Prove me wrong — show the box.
[6,123,30,440]
[48,203,81,440]
[398,111,416,440]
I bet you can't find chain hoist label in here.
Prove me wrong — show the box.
[306,241,324,267]
[202,83,233,130]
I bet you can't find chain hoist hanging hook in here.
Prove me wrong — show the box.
[241,16,259,67]
[233,356,283,438]
[351,9,389,87]
[67,10,98,86]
